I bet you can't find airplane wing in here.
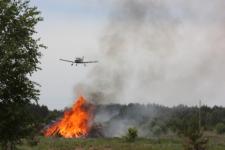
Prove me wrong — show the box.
[83,61,98,63]
[59,59,74,63]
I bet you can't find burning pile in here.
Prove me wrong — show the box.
[44,96,94,138]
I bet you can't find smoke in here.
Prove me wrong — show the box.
[73,0,225,137]
[93,103,170,137]
[81,0,225,106]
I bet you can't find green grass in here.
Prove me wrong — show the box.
[17,134,225,150]
[19,137,182,150]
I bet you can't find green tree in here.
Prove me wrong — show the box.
[124,127,138,142]
[169,116,208,150]
[0,0,45,149]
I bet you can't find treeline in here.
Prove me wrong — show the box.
[33,103,225,136]
[28,104,62,124]
[169,105,225,132]
[26,103,62,134]
[96,104,225,136]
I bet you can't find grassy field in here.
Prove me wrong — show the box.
[18,133,225,150]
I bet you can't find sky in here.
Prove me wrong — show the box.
[31,0,108,109]
[31,0,225,110]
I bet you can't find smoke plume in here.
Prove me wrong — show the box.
[81,0,225,106]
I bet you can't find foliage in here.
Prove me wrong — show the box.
[151,125,163,137]
[168,114,208,150]
[124,128,138,142]
[0,0,45,149]
[215,123,225,134]
[150,118,168,137]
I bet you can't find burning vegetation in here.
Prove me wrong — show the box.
[44,96,94,138]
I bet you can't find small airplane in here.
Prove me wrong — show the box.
[59,57,98,66]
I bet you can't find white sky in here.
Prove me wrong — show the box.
[31,0,108,109]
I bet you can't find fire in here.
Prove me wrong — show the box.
[44,96,94,138]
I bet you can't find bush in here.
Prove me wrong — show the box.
[215,123,225,134]
[124,128,138,142]
[169,116,208,150]
[27,136,39,147]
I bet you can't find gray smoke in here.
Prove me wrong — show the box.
[75,0,225,137]
[80,0,225,106]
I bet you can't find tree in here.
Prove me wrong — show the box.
[169,116,208,150]
[0,0,45,149]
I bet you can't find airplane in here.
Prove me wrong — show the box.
[59,57,98,66]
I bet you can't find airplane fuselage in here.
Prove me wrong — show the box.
[60,57,97,66]
[74,58,83,63]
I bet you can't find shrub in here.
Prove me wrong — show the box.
[215,123,225,134]
[169,116,208,150]
[124,128,138,142]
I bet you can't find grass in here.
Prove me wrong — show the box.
[17,134,225,150]
[19,137,182,150]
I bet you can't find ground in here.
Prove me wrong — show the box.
[17,133,225,150]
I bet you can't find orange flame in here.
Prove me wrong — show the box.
[44,96,93,138]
